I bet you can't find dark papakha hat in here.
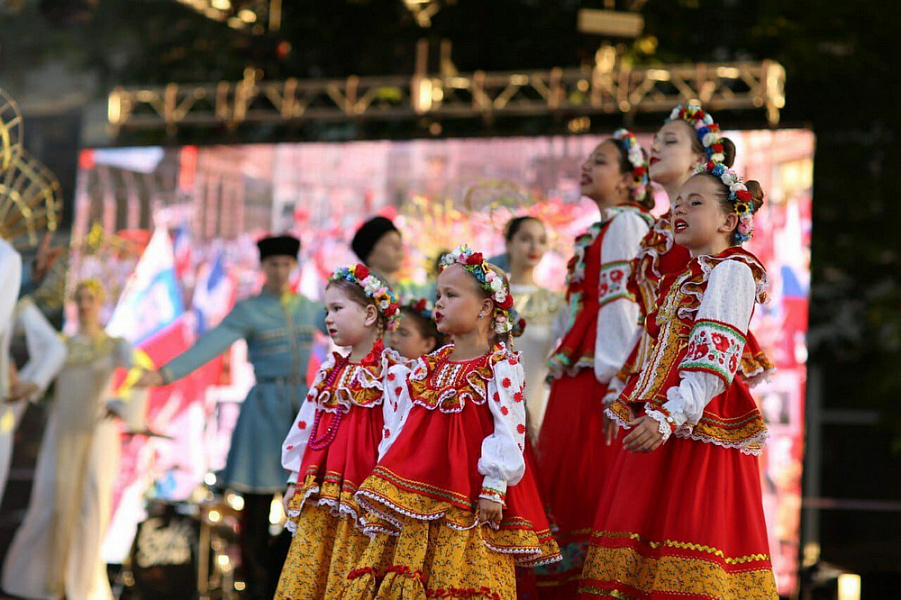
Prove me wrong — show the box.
[351,216,399,262]
[257,235,301,260]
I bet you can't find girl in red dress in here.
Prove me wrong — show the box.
[578,164,778,598]
[276,265,406,599]
[609,105,771,416]
[535,130,654,597]
[344,245,560,600]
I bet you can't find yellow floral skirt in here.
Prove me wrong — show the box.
[344,516,516,600]
[275,499,370,600]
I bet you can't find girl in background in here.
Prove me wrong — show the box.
[535,130,654,597]
[578,164,777,598]
[345,245,559,599]
[276,265,406,599]
[503,216,565,443]
[388,297,445,360]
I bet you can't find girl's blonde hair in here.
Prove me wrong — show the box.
[73,278,107,303]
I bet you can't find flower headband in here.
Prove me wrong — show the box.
[439,245,516,334]
[329,264,401,331]
[612,128,650,204]
[695,161,757,243]
[668,104,726,162]
[404,297,434,321]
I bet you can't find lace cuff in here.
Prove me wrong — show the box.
[645,407,677,444]
[479,486,507,507]
[602,376,626,407]
[481,475,508,499]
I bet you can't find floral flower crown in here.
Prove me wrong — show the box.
[612,128,650,204]
[329,264,401,331]
[695,161,757,243]
[439,245,517,334]
[404,297,434,321]
[668,104,726,163]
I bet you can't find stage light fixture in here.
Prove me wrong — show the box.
[174,0,280,33]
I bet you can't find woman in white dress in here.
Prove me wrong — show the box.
[502,216,565,443]
[0,296,67,505]
[2,280,145,600]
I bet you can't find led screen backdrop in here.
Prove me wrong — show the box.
[71,129,813,595]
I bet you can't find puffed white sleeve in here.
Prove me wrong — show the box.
[0,242,21,328]
[379,363,414,459]
[15,299,66,401]
[594,211,649,384]
[649,261,756,440]
[477,353,527,505]
[0,242,22,399]
[282,397,316,484]
[550,292,571,344]
[282,354,336,484]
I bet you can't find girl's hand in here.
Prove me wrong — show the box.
[622,415,666,453]
[602,412,618,447]
[136,370,164,388]
[7,381,39,402]
[478,497,503,526]
[283,484,296,515]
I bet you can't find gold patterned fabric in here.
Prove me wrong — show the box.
[344,517,516,600]
[578,532,778,599]
[275,500,371,599]
[359,466,559,565]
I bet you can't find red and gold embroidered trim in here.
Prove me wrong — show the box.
[306,343,402,411]
[408,345,507,412]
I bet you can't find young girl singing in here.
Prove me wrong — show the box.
[578,164,778,598]
[536,129,654,596]
[276,264,406,599]
[610,104,771,410]
[345,245,560,600]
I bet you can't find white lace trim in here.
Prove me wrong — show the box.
[739,364,776,388]
[673,428,770,456]
[285,483,370,534]
[285,484,321,535]
[605,406,631,430]
[602,378,625,407]
[355,488,558,565]
[307,347,404,412]
[643,409,674,444]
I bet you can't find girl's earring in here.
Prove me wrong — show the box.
[478,313,484,320]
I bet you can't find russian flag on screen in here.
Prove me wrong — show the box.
[173,222,193,281]
[193,252,236,335]
[106,228,185,345]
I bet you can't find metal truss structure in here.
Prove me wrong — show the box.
[108,60,785,135]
